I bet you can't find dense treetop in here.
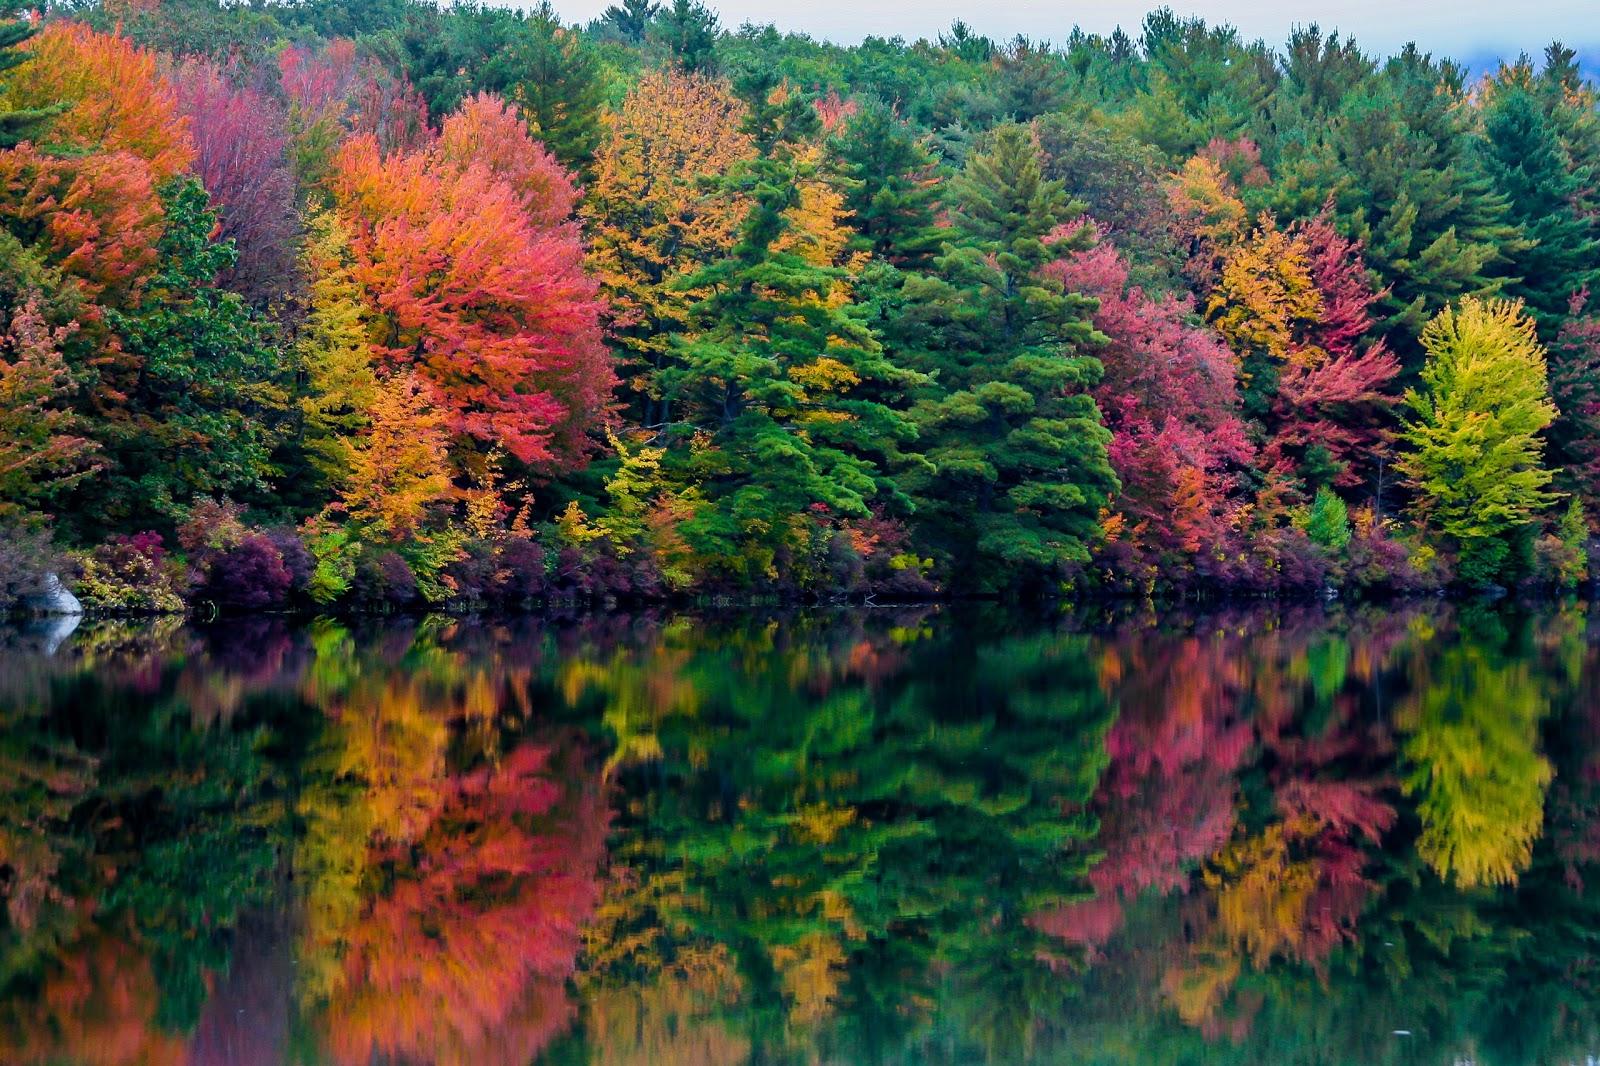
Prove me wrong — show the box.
[3,0,1600,610]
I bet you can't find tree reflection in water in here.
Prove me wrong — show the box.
[0,603,1598,1064]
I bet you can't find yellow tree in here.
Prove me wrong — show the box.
[298,209,380,484]
[340,374,454,542]
[583,69,754,425]
[1399,297,1558,584]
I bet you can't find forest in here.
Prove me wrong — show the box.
[2,0,1598,612]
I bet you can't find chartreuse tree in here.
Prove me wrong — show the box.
[660,74,916,585]
[900,123,1117,593]
[1399,298,1558,585]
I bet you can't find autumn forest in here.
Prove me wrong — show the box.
[3,0,1600,611]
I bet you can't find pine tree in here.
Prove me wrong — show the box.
[653,0,718,75]
[662,75,915,583]
[1479,83,1600,331]
[831,98,946,270]
[599,0,660,43]
[506,2,605,174]
[0,6,59,148]
[92,178,283,529]
[902,123,1117,592]
[1399,297,1558,585]
[1334,48,1526,347]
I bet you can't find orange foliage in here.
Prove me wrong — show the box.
[4,21,194,180]
[313,740,608,1066]
[331,133,611,471]
[0,145,164,304]
[0,932,187,1066]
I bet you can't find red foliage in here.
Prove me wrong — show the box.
[1265,212,1400,489]
[322,740,608,1066]
[1198,137,1269,189]
[279,39,362,127]
[436,93,578,227]
[0,145,164,305]
[169,58,299,302]
[1046,236,1252,582]
[332,132,612,472]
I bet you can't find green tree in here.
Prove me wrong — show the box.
[900,123,1117,593]
[653,0,719,74]
[1479,83,1600,331]
[662,76,916,584]
[1301,486,1351,553]
[1399,297,1558,585]
[506,2,605,174]
[832,98,946,270]
[87,178,282,533]
[598,0,660,43]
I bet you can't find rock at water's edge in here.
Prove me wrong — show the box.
[30,572,83,616]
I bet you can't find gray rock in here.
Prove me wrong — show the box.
[28,572,82,616]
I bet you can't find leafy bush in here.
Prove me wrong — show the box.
[75,532,190,614]
[349,549,417,611]
[196,533,292,611]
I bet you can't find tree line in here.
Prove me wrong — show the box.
[2,0,1599,611]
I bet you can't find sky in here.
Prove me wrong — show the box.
[545,0,1597,66]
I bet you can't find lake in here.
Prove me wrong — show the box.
[0,602,1597,1065]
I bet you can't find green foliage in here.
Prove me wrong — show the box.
[660,74,915,583]
[1301,486,1351,553]
[1480,82,1600,332]
[653,0,719,74]
[1399,298,1558,585]
[832,98,946,270]
[91,179,282,534]
[900,124,1117,592]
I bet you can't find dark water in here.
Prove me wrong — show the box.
[1,603,1598,1065]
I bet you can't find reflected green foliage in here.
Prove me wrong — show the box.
[0,605,1599,1063]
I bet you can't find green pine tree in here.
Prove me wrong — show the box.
[901,123,1117,593]
[0,7,59,148]
[1480,83,1600,331]
[832,98,947,270]
[662,74,915,584]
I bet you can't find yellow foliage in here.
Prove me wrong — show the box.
[584,70,755,369]
[1203,823,1319,967]
[1208,218,1323,359]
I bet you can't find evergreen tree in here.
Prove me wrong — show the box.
[901,123,1117,592]
[662,75,915,583]
[1479,84,1600,331]
[506,2,605,174]
[832,98,946,270]
[1334,48,1526,345]
[653,0,719,75]
[598,0,660,44]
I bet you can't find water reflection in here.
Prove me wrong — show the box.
[0,604,1598,1063]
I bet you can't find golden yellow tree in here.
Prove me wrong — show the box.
[583,69,754,423]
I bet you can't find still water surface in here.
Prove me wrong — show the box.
[1,603,1598,1065]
